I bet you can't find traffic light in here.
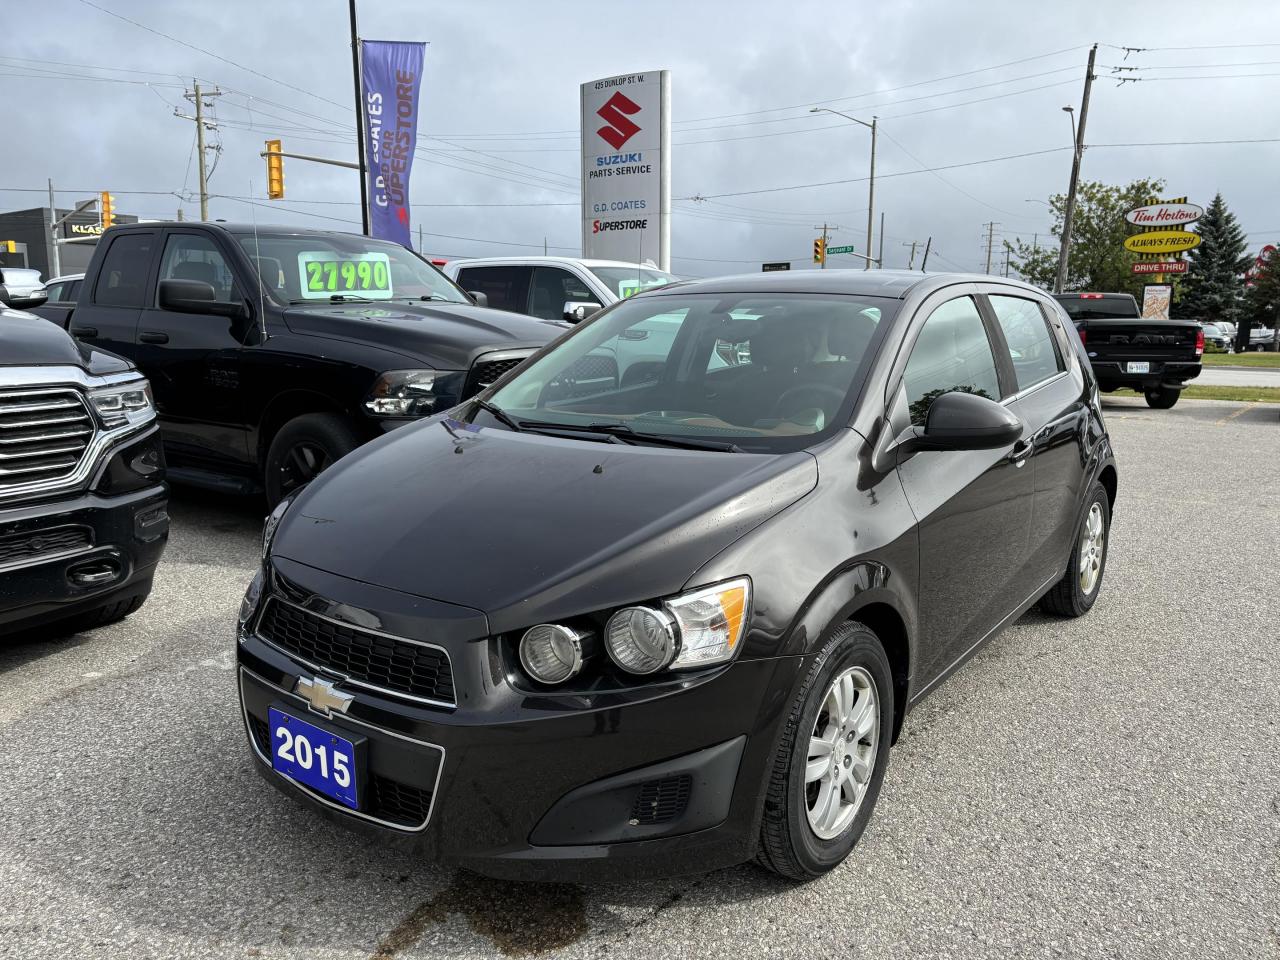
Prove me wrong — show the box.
[265,139,285,200]
[100,191,115,229]
[813,237,826,264]
[1,240,15,254]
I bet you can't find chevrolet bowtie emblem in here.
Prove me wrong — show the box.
[294,676,354,717]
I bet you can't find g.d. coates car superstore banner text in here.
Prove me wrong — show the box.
[580,70,671,271]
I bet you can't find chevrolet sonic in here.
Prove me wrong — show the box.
[236,270,1117,881]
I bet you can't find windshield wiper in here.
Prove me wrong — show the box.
[517,418,626,445]
[520,420,741,453]
[329,293,376,303]
[472,398,522,432]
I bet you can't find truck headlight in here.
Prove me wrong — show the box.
[89,380,155,430]
[365,369,463,417]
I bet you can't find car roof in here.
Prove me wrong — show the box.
[642,269,1048,301]
[446,256,668,270]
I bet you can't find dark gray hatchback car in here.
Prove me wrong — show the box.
[238,270,1117,881]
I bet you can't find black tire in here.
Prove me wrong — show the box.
[756,622,894,881]
[1144,386,1180,409]
[62,593,146,633]
[264,413,360,507]
[1040,481,1110,618]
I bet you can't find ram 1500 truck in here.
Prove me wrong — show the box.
[1052,292,1203,409]
[35,222,559,504]
[0,301,168,636]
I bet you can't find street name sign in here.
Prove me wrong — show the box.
[826,245,856,255]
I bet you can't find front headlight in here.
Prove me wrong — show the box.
[604,577,751,675]
[261,491,299,560]
[89,380,155,430]
[365,369,464,417]
[664,577,750,669]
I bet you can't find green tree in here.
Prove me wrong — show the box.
[1176,192,1251,324]
[1243,246,1280,349]
[1011,177,1166,297]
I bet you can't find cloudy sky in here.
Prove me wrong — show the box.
[4,0,1278,278]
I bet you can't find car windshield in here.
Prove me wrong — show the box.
[588,266,679,300]
[233,232,469,304]
[485,292,895,452]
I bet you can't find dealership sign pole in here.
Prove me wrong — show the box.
[581,71,671,272]
[361,40,426,247]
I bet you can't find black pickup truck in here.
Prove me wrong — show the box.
[0,300,168,636]
[1052,292,1203,409]
[34,222,558,504]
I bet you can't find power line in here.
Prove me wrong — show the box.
[74,0,350,114]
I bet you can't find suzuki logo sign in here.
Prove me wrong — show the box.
[596,92,642,149]
[581,71,671,271]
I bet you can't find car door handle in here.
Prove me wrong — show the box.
[1009,439,1035,464]
[139,331,169,344]
[70,326,97,338]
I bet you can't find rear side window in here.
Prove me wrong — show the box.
[903,296,1001,426]
[93,233,154,307]
[989,296,1064,392]
[1054,295,1139,320]
[455,265,531,313]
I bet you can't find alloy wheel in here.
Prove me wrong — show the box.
[279,441,331,497]
[804,665,880,840]
[1078,502,1105,595]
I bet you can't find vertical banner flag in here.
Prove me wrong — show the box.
[581,71,671,271]
[361,40,426,246]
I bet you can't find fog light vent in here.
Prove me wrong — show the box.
[630,773,692,825]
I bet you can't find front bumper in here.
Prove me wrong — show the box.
[235,559,800,881]
[0,482,168,632]
[1091,359,1202,390]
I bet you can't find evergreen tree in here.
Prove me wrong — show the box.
[1176,192,1251,324]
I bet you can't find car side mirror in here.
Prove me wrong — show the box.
[918,391,1023,451]
[158,278,248,321]
[564,300,602,323]
[467,290,489,307]
[0,286,49,309]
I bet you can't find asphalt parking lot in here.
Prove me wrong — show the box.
[1,396,1277,960]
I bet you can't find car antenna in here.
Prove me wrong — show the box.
[248,179,270,343]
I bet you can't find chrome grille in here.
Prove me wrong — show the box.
[0,388,95,490]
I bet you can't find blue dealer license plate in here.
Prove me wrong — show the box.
[268,707,360,810]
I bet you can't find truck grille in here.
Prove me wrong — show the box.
[466,350,536,395]
[258,598,456,706]
[0,388,95,491]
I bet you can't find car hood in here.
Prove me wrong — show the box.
[1,308,133,376]
[272,419,818,632]
[282,301,559,368]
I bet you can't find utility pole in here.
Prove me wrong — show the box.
[176,207,184,222]
[1002,242,1012,277]
[1055,44,1098,294]
[176,81,221,220]
[920,237,932,272]
[866,117,877,270]
[903,240,918,270]
[984,221,999,274]
[349,0,370,236]
[877,211,884,270]
[47,179,60,278]
[418,224,423,253]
